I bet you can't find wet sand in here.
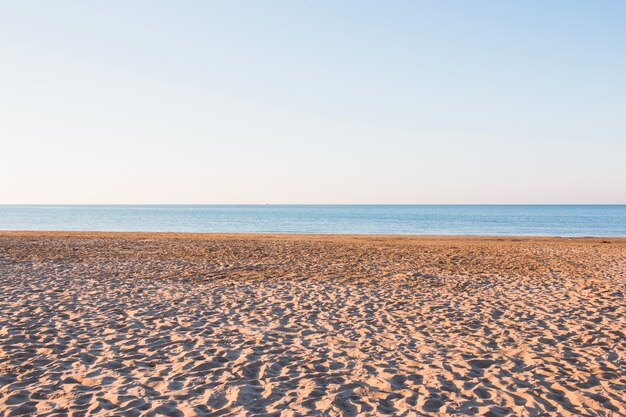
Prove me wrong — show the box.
[0,232,625,416]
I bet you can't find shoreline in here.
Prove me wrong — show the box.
[2,229,626,242]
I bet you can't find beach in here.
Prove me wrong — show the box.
[0,231,624,416]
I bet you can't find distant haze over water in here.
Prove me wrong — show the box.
[1,205,625,237]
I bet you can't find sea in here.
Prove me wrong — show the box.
[0,205,625,236]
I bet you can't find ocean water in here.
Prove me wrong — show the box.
[0,205,625,236]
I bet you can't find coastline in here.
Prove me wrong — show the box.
[2,229,626,241]
[1,231,624,415]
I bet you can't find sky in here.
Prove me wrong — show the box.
[1,1,625,204]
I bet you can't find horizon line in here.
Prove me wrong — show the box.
[1,203,625,206]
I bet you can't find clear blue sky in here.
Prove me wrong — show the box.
[2,1,625,204]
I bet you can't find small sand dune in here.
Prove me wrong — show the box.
[0,232,624,416]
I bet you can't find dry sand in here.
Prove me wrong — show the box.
[0,232,624,416]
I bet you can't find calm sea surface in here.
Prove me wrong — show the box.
[0,205,625,236]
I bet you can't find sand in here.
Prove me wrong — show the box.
[0,232,624,416]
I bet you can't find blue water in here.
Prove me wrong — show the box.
[0,205,625,236]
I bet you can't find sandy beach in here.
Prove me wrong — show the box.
[0,232,624,416]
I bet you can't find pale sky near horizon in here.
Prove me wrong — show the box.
[1,1,625,204]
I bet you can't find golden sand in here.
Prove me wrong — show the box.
[0,232,624,416]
